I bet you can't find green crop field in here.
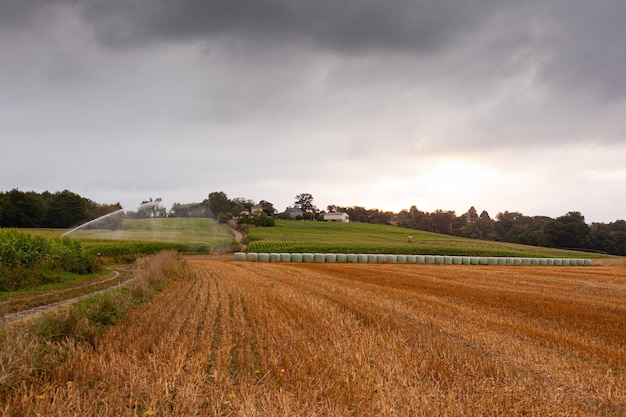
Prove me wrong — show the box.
[247,220,601,258]
[20,218,236,256]
[19,218,611,258]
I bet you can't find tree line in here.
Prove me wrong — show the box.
[329,204,626,256]
[0,189,121,229]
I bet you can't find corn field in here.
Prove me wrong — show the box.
[3,258,625,416]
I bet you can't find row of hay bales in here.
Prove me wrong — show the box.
[233,252,591,266]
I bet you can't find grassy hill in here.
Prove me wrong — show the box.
[23,218,607,258]
[246,220,601,258]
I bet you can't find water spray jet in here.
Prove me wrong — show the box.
[60,208,125,237]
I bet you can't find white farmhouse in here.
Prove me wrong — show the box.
[323,212,350,223]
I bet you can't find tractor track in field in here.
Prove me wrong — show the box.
[0,267,136,324]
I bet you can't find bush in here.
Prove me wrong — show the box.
[49,238,97,274]
[254,214,275,227]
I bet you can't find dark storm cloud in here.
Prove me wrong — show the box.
[6,0,626,101]
[536,0,626,102]
[78,0,501,54]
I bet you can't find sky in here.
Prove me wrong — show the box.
[2,0,625,223]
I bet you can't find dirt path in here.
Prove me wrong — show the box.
[0,267,135,324]
[228,224,248,251]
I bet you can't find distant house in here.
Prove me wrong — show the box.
[323,212,350,223]
[284,206,304,219]
[251,204,263,215]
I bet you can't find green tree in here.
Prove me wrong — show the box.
[466,206,479,223]
[206,192,233,222]
[137,198,167,218]
[259,200,276,216]
[46,190,87,228]
[0,189,46,227]
[543,211,590,249]
[230,197,254,216]
[294,193,317,215]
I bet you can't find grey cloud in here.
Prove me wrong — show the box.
[78,0,501,54]
[536,0,626,102]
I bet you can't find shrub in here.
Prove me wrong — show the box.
[254,214,275,227]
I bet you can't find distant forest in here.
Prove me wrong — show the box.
[0,189,122,229]
[331,205,626,256]
[1,189,625,256]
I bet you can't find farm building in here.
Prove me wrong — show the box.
[323,212,350,223]
[284,207,304,219]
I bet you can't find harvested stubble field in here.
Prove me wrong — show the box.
[9,258,626,416]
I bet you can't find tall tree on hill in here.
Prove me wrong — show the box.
[259,200,276,216]
[294,193,317,215]
[137,198,167,218]
[206,191,233,222]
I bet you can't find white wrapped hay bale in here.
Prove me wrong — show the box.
[538,258,547,266]
[434,256,444,264]
[546,258,554,266]
[314,253,326,262]
[584,259,592,266]
[553,259,562,266]
[325,253,337,263]
[368,254,378,263]
[269,253,281,262]
[452,256,462,265]
[406,255,416,264]
[336,253,347,263]
[396,255,407,264]
[487,257,498,265]
[377,254,387,263]
[357,254,368,263]
[234,252,247,261]
[443,256,452,264]
[497,258,507,265]
[521,258,531,265]
[386,255,397,263]
[561,259,570,266]
[478,257,488,265]
[258,253,270,262]
[291,253,303,263]
[416,255,426,264]
[470,257,479,265]
[280,253,291,262]
[247,253,259,262]
[302,253,314,262]
[530,258,539,265]
[462,257,471,265]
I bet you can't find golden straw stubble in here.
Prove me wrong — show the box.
[10,258,626,416]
